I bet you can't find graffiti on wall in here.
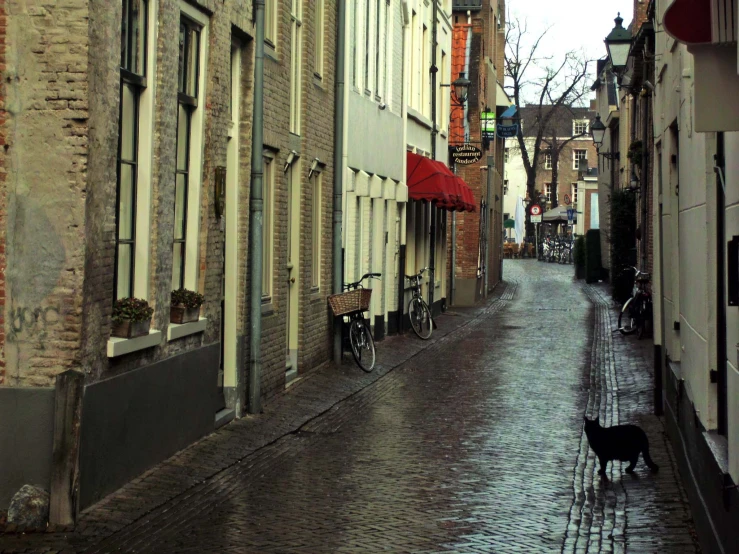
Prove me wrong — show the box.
[7,304,61,344]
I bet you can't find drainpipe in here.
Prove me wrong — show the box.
[640,75,649,272]
[332,0,346,362]
[485,155,494,293]
[428,0,438,313]
[247,0,265,414]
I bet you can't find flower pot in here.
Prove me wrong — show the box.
[111,318,151,339]
[170,305,200,324]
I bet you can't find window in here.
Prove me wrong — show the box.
[262,154,275,299]
[572,183,578,204]
[421,24,428,115]
[573,120,588,136]
[290,0,303,134]
[544,183,552,202]
[265,0,277,46]
[440,50,447,130]
[172,5,207,291]
[503,179,509,194]
[573,149,587,170]
[410,10,417,109]
[374,0,381,94]
[364,0,371,90]
[351,0,359,87]
[116,0,149,300]
[504,148,509,163]
[314,0,324,77]
[311,170,322,288]
[544,152,552,170]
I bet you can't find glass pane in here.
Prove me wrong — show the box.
[120,83,137,161]
[172,244,184,290]
[178,22,186,93]
[116,244,133,299]
[187,27,200,98]
[118,162,135,240]
[176,104,189,171]
[121,0,129,67]
[174,173,187,239]
[132,0,147,75]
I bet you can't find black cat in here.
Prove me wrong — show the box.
[583,416,659,476]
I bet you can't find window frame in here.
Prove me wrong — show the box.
[572,183,579,204]
[573,148,587,170]
[310,168,322,290]
[314,0,324,78]
[544,152,552,170]
[172,2,208,292]
[265,0,277,47]
[544,183,552,202]
[115,0,156,302]
[290,0,303,135]
[573,119,589,136]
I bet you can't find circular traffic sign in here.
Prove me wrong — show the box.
[563,194,572,205]
[530,204,542,216]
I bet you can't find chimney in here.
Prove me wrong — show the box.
[590,99,597,111]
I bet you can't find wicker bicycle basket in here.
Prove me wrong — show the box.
[328,288,372,316]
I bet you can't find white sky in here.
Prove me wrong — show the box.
[506,0,635,104]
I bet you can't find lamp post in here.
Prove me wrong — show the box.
[452,72,470,105]
[591,114,620,161]
[605,13,632,72]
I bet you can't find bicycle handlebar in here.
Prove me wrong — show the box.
[405,267,429,280]
[344,273,382,290]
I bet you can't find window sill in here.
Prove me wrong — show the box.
[310,290,322,303]
[167,317,208,341]
[107,330,162,358]
[261,301,275,316]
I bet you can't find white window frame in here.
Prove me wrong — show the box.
[504,148,509,163]
[544,152,552,170]
[311,169,322,289]
[290,0,303,135]
[176,1,208,292]
[314,0,324,77]
[544,183,552,202]
[573,149,587,170]
[265,0,277,47]
[572,183,578,204]
[573,119,589,136]
[262,152,275,300]
[116,0,157,301]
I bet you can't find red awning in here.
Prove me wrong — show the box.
[663,0,711,44]
[406,152,475,212]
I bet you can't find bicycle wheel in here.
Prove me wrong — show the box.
[618,298,637,335]
[349,318,375,372]
[408,297,433,339]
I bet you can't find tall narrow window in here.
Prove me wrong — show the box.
[311,170,322,288]
[290,0,303,134]
[421,24,428,115]
[314,0,325,77]
[352,0,360,87]
[544,183,552,202]
[383,0,390,101]
[364,0,371,91]
[116,0,148,300]
[262,154,275,299]
[573,149,587,170]
[374,0,381,95]
[410,11,417,109]
[544,153,552,170]
[265,0,276,46]
[572,183,578,204]
[440,50,447,131]
[173,14,202,290]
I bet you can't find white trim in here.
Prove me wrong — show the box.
[167,317,208,341]
[107,330,162,358]
[180,1,209,291]
[133,0,158,300]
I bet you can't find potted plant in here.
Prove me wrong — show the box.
[111,297,154,338]
[627,140,643,167]
[170,288,205,324]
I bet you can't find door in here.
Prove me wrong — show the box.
[285,162,301,383]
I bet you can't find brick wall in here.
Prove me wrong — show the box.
[0,0,6,385]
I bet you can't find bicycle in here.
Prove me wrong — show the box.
[328,272,381,372]
[618,266,653,339]
[405,267,433,340]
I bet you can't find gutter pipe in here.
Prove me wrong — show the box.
[247,0,265,414]
[428,0,438,312]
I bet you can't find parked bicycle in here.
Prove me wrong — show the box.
[328,273,381,372]
[405,267,433,340]
[618,266,653,339]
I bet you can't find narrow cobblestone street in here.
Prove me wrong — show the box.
[0,261,699,553]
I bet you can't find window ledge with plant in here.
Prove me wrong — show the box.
[108,297,160,358]
[168,288,207,341]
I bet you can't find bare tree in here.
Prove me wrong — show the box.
[504,16,591,236]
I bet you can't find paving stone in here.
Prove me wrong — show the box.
[0,261,699,553]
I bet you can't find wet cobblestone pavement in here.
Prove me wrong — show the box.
[0,261,699,553]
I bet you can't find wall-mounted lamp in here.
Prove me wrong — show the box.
[604,13,632,73]
[441,72,471,107]
[308,157,322,179]
[378,102,387,110]
[590,114,620,160]
[284,150,298,173]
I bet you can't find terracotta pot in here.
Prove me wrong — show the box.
[111,318,151,339]
[170,305,200,324]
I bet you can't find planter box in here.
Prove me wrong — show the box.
[111,318,151,339]
[170,305,200,324]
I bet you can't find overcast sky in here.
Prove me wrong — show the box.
[506,0,634,104]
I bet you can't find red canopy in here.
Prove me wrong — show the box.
[406,152,475,212]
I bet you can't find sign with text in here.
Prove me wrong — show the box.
[451,144,483,165]
[531,215,542,223]
[481,112,496,141]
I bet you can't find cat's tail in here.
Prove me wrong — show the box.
[643,447,659,472]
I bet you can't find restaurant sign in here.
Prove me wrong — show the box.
[451,144,482,165]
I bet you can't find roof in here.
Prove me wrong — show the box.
[517,105,597,138]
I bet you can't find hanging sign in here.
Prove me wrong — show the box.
[481,111,496,141]
[496,124,518,139]
[451,144,482,165]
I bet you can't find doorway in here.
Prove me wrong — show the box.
[285,161,301,383]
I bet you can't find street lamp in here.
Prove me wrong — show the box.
[452,72,470,106]
[590,114,620,161]
[604,13,632,72]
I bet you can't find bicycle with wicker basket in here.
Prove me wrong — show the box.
[328,272,381,372]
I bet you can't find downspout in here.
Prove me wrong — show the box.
[248,0,266,414]
[397,2,411,334]
[332,0,346,361]
[640,76,649,272]
[428,0,438,313]
[485,155,493,293]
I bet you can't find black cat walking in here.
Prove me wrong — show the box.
[584,416,660,476]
